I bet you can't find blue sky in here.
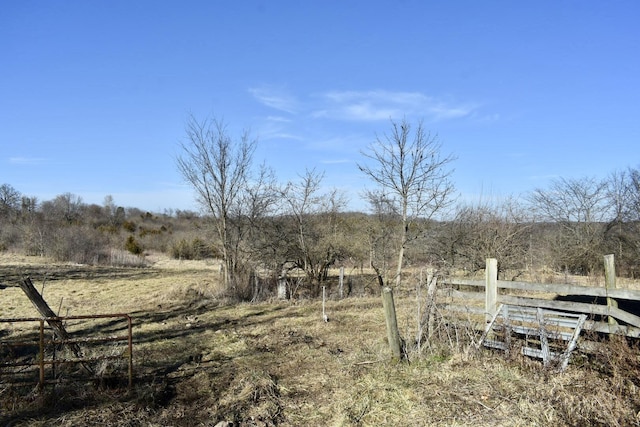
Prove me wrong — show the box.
[1,1,639,213]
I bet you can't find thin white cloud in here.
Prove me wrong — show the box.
[9,157,47,165]
[469,112,501,123]
[256,117,303,141]
[313,90,476,122]
[266,115,293,123]
[248,86,298,114]
[320,159,351,165]
[264,132,302,141]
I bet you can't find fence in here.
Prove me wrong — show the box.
[441,254,640,338]
[0,314,133,389]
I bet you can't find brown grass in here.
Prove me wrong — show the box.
[1,252,640,426]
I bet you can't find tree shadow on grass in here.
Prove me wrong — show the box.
[0,263,167,288]
[0,298,293,424]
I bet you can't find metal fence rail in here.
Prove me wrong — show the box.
[0,314,132,389]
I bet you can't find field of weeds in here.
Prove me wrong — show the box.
[1,253,640,426]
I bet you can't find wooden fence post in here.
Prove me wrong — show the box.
[416,269,422,352]
[382,286,403,360]
[426,269,438,340]
[339,267,344,299]
[604,254,619,327]
[485,258,498,328]
[277,266,288,300]
[322,286,329,322]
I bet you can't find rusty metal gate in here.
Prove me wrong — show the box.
[0,314,132,389]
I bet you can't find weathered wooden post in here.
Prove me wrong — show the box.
[322,286,329,322]
[277,278,287,300]
[416,269,422,351]
[485,258,498,328]
[277,266,288,300]
[382,286,403,360]
[416,268,438,351]
[426,269,438,340]
[604,254,619,327]
[338,267,344,299]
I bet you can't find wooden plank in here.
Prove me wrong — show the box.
[508,325,575,341]
[446,278,640,300]
[542,317,588,329]
[585,320,640,337]
[486,259,498,323]
[437,289,484,301]
[560,314,587,371]
[447,279,484,288]
[483,339,508,351]
[446,278,640,301]
[608,306,640,329]
[499,295,608,315]
[499,295,640,328]
[478,304,506,345]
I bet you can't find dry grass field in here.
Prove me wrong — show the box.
[1,252,640,426]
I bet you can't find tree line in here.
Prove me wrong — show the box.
[1,117,639,300]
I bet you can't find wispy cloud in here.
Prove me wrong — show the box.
[469,112,501,123]
[263,132,302,141]
[255,116,303,142]
[312,90,476,122]
[248,86,298,114]
[320,159,351,165]
[266,115,293,123]
[9,157,47,165]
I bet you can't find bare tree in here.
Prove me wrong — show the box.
[604,167,640,276]
[279,169,348,295]
[40,193,84,225]
[358,119,456,287]
[176,115,257,288]
[229,163,281,298]
[629,167,640,218]
[0,183,22,221]
[528,176,609,274]
[364,190,400,284]
[443,197,532,277]
[19,196,45,256]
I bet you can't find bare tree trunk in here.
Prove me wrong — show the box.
[425,270,438,341]
[395,200,409,288]
[395,241,405,288]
